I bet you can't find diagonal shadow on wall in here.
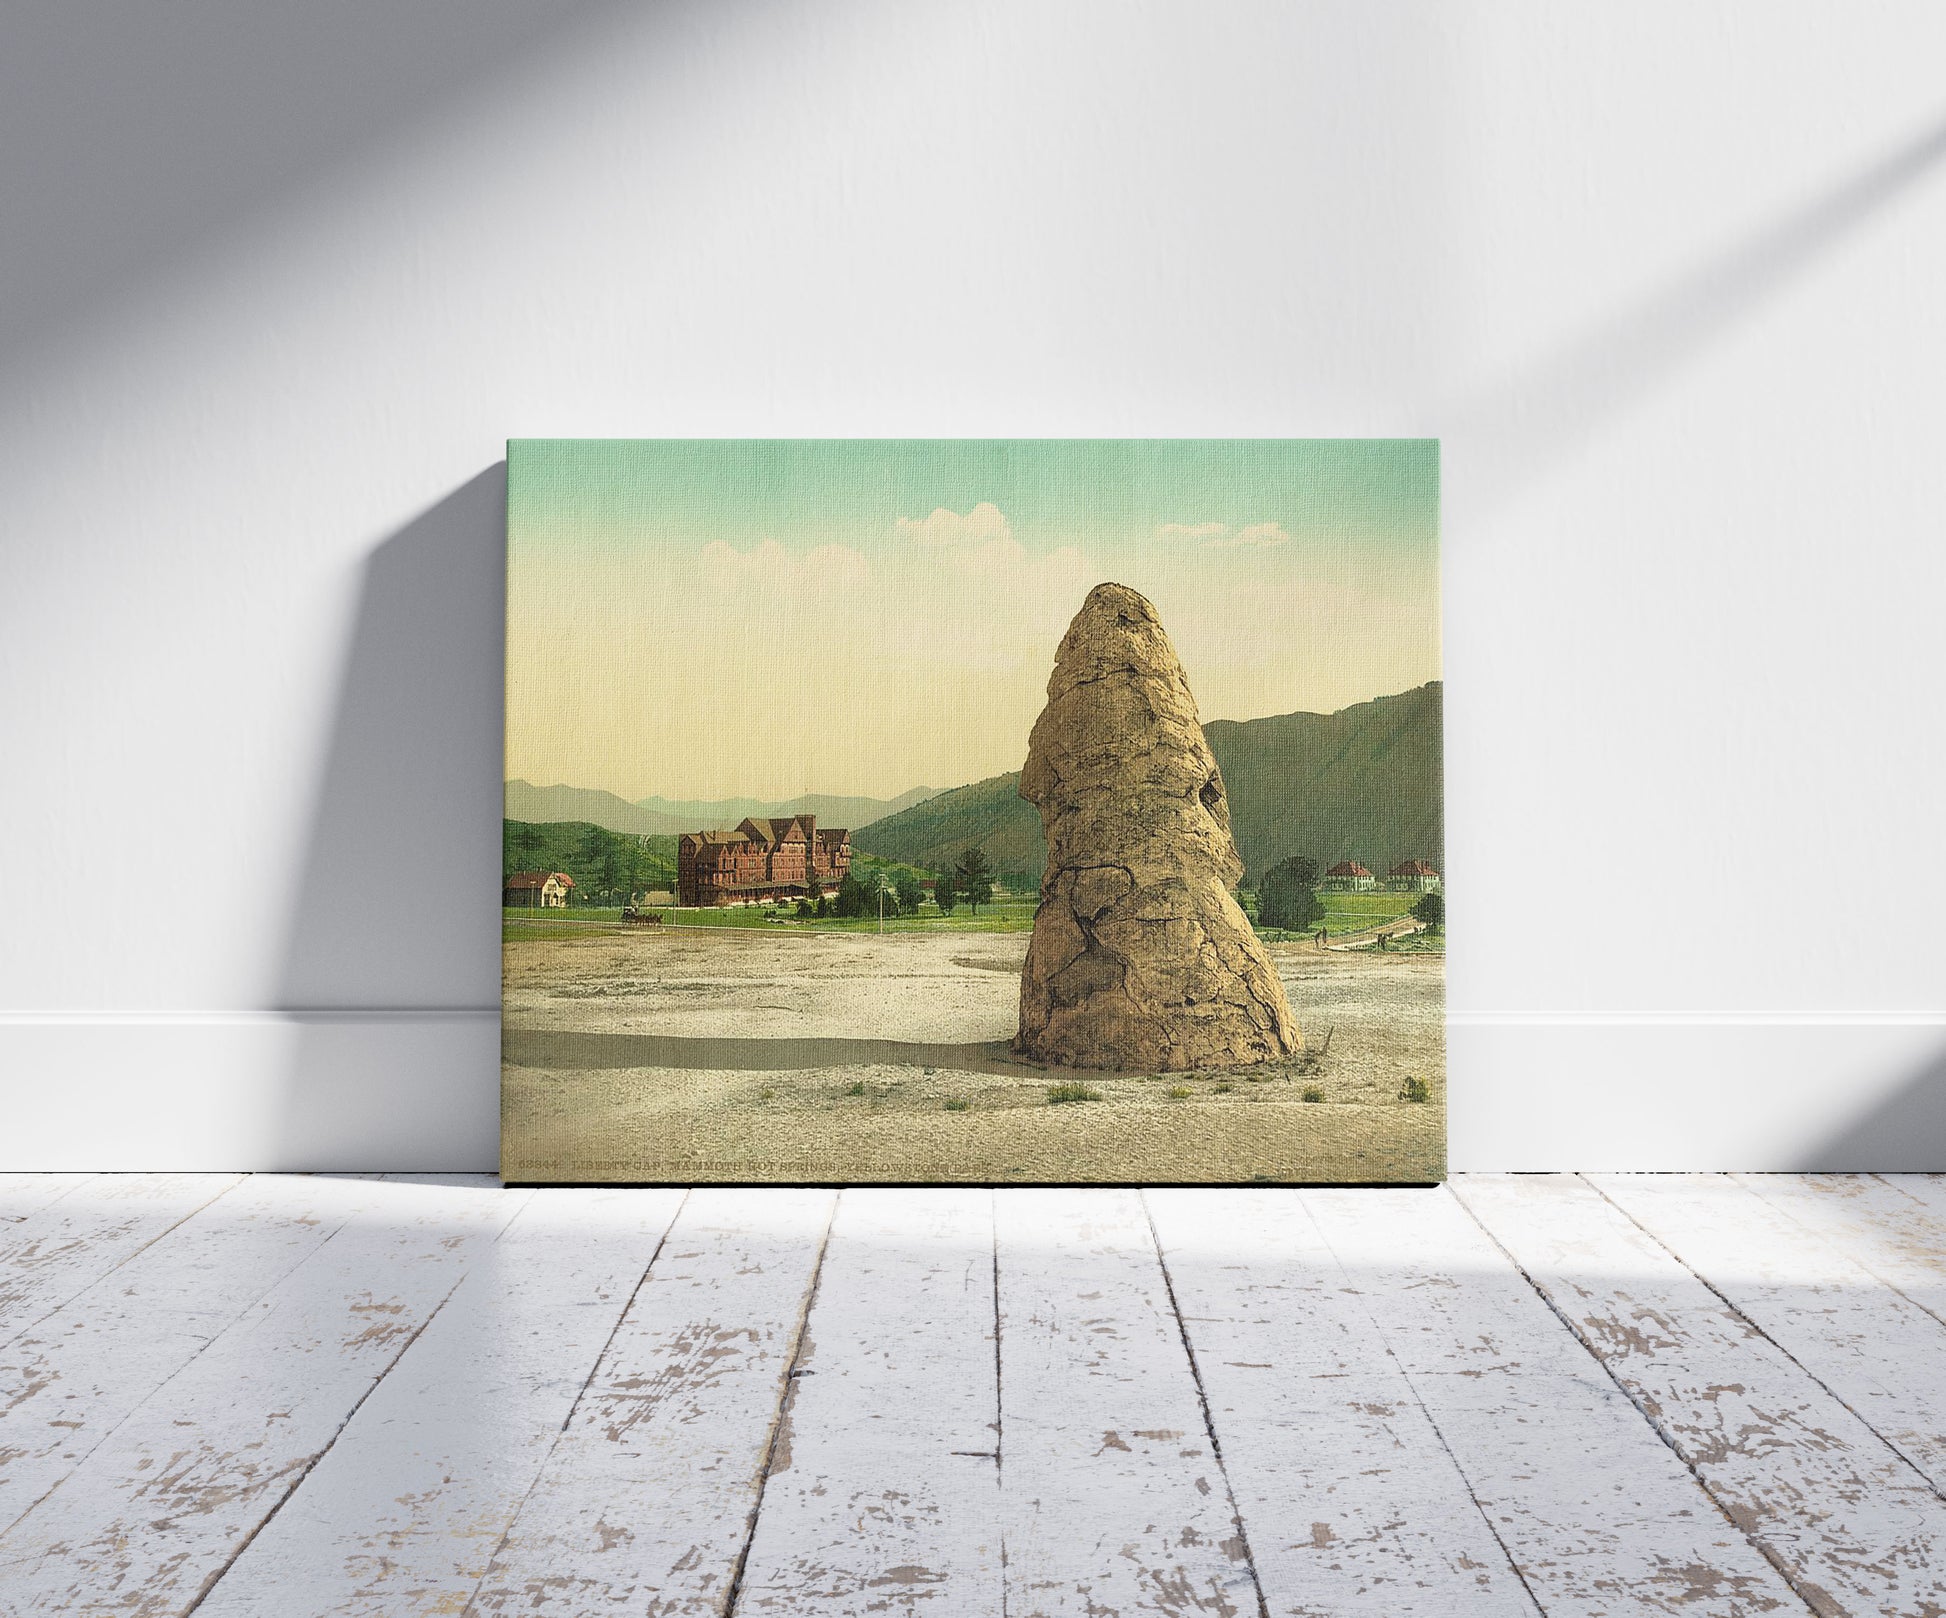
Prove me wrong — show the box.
[0,1,647,379]
[271,465,507,1169]
[1793,1044,1946,1173]
[1450,109,1946,514]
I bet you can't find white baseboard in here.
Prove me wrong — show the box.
[0,1013,500,1172]
[0,1013,1940,1173]
[1448,1017,1946,1171]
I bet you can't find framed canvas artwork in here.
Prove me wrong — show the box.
[503,440,1442,1184]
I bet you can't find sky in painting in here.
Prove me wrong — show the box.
[506,439,1439,802]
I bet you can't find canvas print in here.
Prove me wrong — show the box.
[503,440,1442,1183]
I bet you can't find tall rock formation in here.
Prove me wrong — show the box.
[1015,583,1301,1070]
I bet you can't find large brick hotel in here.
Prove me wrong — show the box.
[676,815,853,907]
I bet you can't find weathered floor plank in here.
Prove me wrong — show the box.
[1458,1173,1946,1617]
[10,1175,1940,1616]
[995,1187,1260,1618]
[733,1188,1004,1614]
[1146,1188,1539,1616]
[0,1174,403,1536]
[0,1175,526,1615]
[1304,1186,1805,1616]
[464,1187,837,1616]
[0,1174,96,1223]
[0,1173,244,1346]
[1735,1174,1946,1325]
[1594,1173,1946,1498]
[192,1186,686,1617]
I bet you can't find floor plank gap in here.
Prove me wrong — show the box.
[1451,1182,1829,1616]
[1583,1173,1946,1511]
[720,1191,841,1618]
[1139,1190,1271,1618]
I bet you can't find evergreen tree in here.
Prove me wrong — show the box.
[954,847,994,913]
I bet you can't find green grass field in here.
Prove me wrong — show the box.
[504,897,1040,941]
[504,887,1438,945]
[1319,890,1422,933]
[1240,887,1425,939]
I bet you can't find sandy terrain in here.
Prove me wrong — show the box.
[502,928,1444,1184]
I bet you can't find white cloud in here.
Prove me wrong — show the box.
[1157,521,1228,540]
[1206,521,1291,550]
[895,502,1012,546]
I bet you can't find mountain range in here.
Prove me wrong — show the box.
[507,682,1441,884]
[503,780,939,837]
[852,682,1443,884]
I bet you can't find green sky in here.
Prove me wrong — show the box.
[507,439,1439,802]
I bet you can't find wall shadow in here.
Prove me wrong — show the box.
[0,1,642,376]
[1451,108,1946,511]
[1794,1046,1946,1172]
[273,466,507,1167]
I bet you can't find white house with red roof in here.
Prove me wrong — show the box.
[1322,860,1376,892]
[504,870,574,909]
[1388,859,1441,892]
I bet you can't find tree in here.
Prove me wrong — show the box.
[933,871,959,916]
[1257,855,1323,932]
[1412,889,1444,930]
[954,847,994,913]
[833,873,872,918]
[894,871,925,916]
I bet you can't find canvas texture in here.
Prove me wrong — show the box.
[502,440,1443,1183]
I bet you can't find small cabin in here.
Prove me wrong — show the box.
[504,870,574,908]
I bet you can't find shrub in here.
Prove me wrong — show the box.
[1301,1086,1324,1103]
[845,1080,868,1097]
[942,1097,971,1112]
[1258,855,1324,932]
[1213,1081,1234,1094]
[1398,1075,1432,1104]
[758,1086,777,1101]
[1047,1081,1101,1104]
[1166,1085,1193,1100]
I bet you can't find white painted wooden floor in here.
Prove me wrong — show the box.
[2,1176,1943,1616]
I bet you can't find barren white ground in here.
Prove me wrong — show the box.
[2,1173,1944,1615]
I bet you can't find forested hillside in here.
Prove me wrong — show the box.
[503,821,679,903]
[854,683,1442,885]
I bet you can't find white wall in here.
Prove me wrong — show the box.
[5,1,1943,1171]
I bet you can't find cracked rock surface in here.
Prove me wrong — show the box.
[1015,582,1301,1070]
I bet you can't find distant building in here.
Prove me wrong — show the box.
[504,870,574,908]
[1322,860,1376,892]
[677,815,852,907]
[1388,859,1441,892]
